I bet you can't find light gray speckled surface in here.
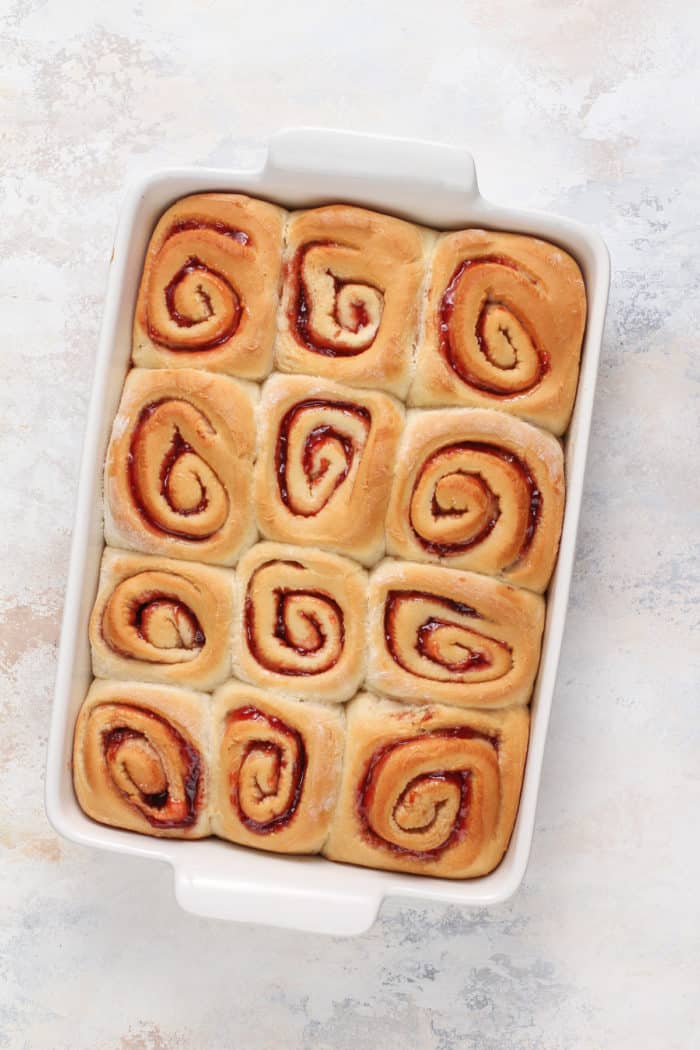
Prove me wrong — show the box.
[1,2,698,1048]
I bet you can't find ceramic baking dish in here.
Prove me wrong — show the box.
[45,128,610,936]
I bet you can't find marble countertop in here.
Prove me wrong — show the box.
[2,2,697,1048]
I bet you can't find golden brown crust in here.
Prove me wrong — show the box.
[254,373,404,566]
[367,560,545,708]
[323,693,529,878]
[409,230,587,434]
[233,542,368,702]
[385,408,565,592]
[104,368,257,565]
[132,193,285,379]
[211,681,345,853]
[89,548,235,691]
[72,679,211,838]
[276,205,433,397]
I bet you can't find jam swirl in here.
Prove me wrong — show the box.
[357,727,498,859]
[409,440,541,566]
[101,571,205,665]
[224,706,307,834]
[244,560,344,676]
[146,219,249,351]
[99,704,202,829]
[289,241,384,356]
[127,398,230,542]
[275,398,371,516]
[440,256,549,396]
[384,589,513,683]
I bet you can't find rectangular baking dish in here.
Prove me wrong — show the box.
[45,127,610,936]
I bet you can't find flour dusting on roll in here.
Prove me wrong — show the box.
[254,374,403,566]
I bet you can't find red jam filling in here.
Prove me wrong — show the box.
[127,399,222,542]
[439,255,548,395]
[132,593,205,649]
[289,241,381,356]
[151,255,241,351]
[411,440,542,563]
[166,219,249,246]
[244,561,344,675]
[226,705,307,834]
[148,217,249,352]
[383,589,512,680]
[357,727,497,858]
[102,706,201,829]
[275,399,370,515]
[416,618,491,672]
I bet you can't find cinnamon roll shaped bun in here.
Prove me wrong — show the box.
[276,205,433,397]
[410,230,587,435]
[254,374,404,566]
[73,679,210,838]
[89,548,235,691]
[367,561,544,708]
[104,368,257,565]
[233,543,367,702]
[133,193,285,379]
[212,682,345,854]
[385,408,565,592]
[323,693,529,878]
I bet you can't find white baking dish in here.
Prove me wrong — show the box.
[45,128,610,936]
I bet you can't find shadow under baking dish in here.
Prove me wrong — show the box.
[45,127,610,936]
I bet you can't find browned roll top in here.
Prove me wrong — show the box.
[368,561,545,708]
[410,229,586,434]
[128,397,230,541]
[104,369,256,565]
[133,193,285,379]
[383,589,513,685]
[439,254,549,397]
[288,240,385,357]
[212,682,345,854]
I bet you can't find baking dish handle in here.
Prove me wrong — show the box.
[174,864,382,936]
[264,127,479,215]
